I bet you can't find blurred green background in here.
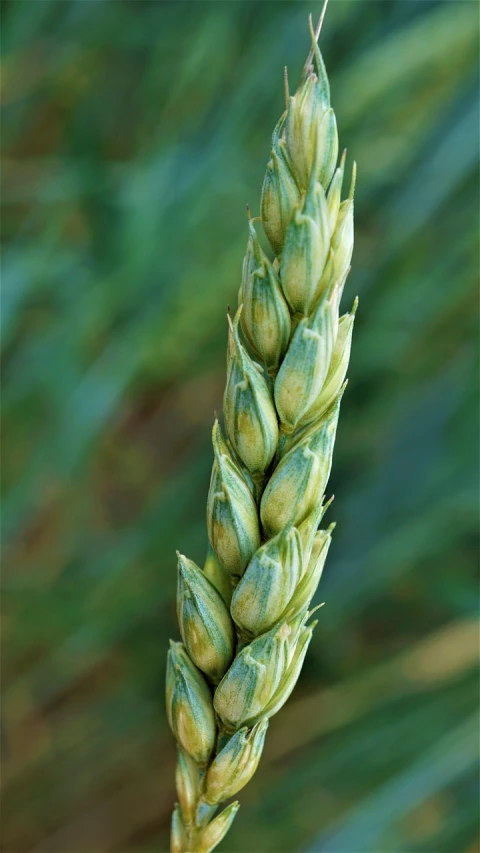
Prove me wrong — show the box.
[2,1,479,851]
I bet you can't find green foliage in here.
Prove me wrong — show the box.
[1,1,478,851]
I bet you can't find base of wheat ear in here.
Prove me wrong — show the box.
[167,10,357,852]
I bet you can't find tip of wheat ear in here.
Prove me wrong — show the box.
[301,1,330,82]
[168,10,356,851]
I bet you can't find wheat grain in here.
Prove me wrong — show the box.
[167,8,357,851]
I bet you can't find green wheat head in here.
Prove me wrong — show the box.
[166,11,357,852]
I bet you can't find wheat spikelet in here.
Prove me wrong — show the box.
[167,9,357,851]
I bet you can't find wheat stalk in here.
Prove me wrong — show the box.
[167,9,357,851]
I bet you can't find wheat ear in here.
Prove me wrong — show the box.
[167,11,357,852]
